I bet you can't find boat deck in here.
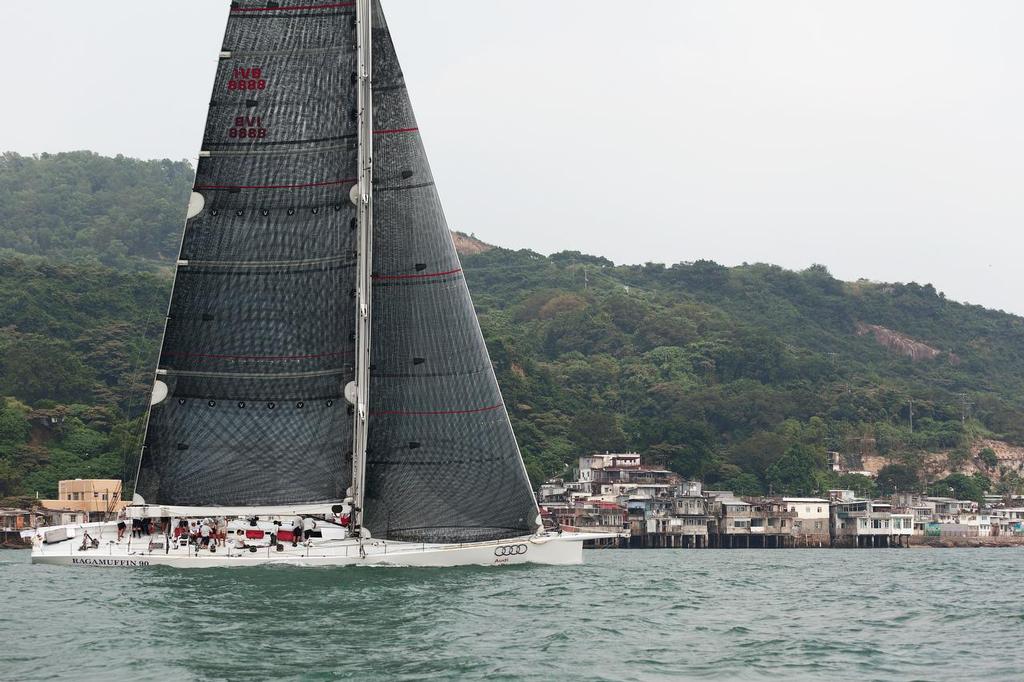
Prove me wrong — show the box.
[29,523,598,568]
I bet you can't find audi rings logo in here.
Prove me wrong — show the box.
[494,544,529,557]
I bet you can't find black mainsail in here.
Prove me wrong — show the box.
[136,1,359,508]
[135,0,539,544]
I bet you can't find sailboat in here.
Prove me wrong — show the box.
[29,0,612,567]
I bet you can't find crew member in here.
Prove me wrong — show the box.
[302,516,316,541]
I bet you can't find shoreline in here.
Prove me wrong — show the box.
[590,536,1024,550]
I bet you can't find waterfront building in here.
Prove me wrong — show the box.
[988,507,1024,521]
[830,496,913,547]
[986,499,1024,535]
[590,470,678,500]
[551,500,628,537]
[986,509,1024,536]
[537,460,1022,550]
[707,493,757,548]
[891,493,933,534]
[779,497,830,547]
[575,453,642,495]
[927,497,979,518]
[760,498,796,548]
[672,481,712,540]
[537,480,570,505]
[1,508,48,546]
[925,514,992,538]
[625,482,712,548]
[39,479,127,523]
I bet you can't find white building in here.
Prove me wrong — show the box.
[781,497,830,542]
[575,453,641,494]
[831,498,914,547]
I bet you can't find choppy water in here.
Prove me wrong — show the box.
[3,548,1022,681]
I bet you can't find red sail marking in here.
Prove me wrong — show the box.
[165,351,353,361]
[373,127,419,135]
[371,404,504,417]
[194,178,357,190]
[372,268,463,281]
[231,3,356,13]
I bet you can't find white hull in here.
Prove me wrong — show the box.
[30,527,607,569]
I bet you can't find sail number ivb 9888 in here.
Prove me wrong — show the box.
[227,67,267,91]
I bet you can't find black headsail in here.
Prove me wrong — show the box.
[363,2,540,543]
[135,0,360,507]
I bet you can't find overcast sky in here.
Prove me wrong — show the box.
[2,1,1022,314]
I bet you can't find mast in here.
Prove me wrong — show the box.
[349,0,375,536]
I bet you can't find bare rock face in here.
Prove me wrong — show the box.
[975,439,1024,470]
[855,322,943,362]
[451,231,494,256]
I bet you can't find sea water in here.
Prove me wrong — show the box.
[2,548,1021,681]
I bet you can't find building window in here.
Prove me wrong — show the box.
[817,507,822,513]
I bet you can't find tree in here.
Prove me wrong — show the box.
[719,473,763,497]
[0,458,24,497]
[728,432,789,483]
[0,337,97,404]
[60,424,109,459]
[978,447,998,469]
[765,445,823,496]
[646,442,715,479]
[568,412,627,455]
[0,151,193,267]
[836,473,878,499]
[876,464,919,494]
[0,402,30,445]
[996,471,1024,497]
[927,473,988,504]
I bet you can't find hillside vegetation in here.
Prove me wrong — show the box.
[1,152,1022,504]
[0,151,192,269]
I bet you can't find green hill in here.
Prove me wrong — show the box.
[1,152,1022,502]
[0,151,192,269]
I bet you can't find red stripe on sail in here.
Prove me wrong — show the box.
[165,351,352,361]
[373,268,463,281]
[372,404,504,417]
[373,127,419,135]
[231,3,356,13]
[194,178,356,190]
